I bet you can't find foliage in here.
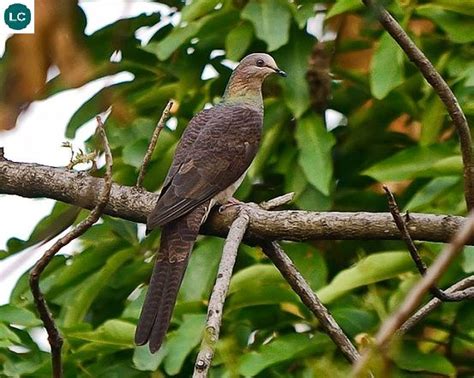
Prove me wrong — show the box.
[1,0,473,376]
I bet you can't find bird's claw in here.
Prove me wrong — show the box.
[218,198,243,213]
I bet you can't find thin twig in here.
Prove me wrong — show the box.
[0,147,5,160]
[29,116,113,378]
[136,100,173,188]
[261,241,360,364]
[399,275,474,334]
[259,192,295,210]
[383,185,467,301]
[193,210,250,377]
[352,210,474,377]
[362,0,474,210]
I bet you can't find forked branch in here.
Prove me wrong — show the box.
[352,211,474,376]
[29,117,113,378]
[383,186,470,301]
[193,210,250,377]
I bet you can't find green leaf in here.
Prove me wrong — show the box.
[122,139,149,168]
[225,22,253,61]
[179,238,223,302]
[0,323,21,344]
[417,6,474,43]
[66,82,127,138]
[295,185,332,211]
[429,0,474,16]
[420,95,446,146]
[363,144,460,182]
[242,0,291,51]
[404,176,460,211]
[68,319,135,347]
[296,114,335,196]
[1,202,79,258]
[229,265,302,311]
[274,29,313,117]
[238,333,332,376]
[0,305,41,327]
[462,246,474,273]
[370,32,404,99]
[181,0,221,22]
[133,344,167,371]
[282,242,328,290]
[63,248,132,327]
[392,341,456,376]
[331,308,377,337]
[327,0,363,19]
[291,3,316,29]
[164,314,206,375]
[145,17,209,61]
[317,251,414,303]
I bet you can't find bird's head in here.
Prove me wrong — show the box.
[235,53,287,80]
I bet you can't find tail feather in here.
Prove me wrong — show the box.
[135,203,208,352]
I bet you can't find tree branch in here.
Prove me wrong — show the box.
[383,186,468,301]
[362,0,474,210]
[28,118,113,378]
[399,275,474,334]
[352,211,474,376]
[0,158,470,245]
[136,100,173,188]
[261,241,360,364]
[193,210,250,377]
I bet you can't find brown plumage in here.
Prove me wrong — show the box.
[135,53,286,353]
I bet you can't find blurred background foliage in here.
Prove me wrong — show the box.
[1,0,473,376]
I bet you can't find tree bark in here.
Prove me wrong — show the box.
[0,158,470,244]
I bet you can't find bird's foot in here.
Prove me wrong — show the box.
[218,198,243,213]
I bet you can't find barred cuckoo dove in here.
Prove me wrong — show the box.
[135,53,287,353]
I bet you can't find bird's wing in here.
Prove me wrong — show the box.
[147,105,262,229]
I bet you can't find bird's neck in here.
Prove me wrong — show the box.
[222,71,264,109]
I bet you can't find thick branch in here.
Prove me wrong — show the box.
[0,159,470,244]
[363,0,474,210]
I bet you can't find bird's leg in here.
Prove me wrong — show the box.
[218,197,243,213]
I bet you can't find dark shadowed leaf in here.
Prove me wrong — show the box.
[392,341,456,375]
[417,6,474,43]
[282,242,328,290]
[274,29,313,117]
[179,237,223,302]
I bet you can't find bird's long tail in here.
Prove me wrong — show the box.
[135,203,208,353]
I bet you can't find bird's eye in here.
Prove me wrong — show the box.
[256,59,264,67]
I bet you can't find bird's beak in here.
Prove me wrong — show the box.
[274,67,287,77]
